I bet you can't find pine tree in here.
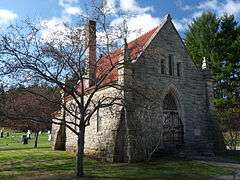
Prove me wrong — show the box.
[185,12,219,68]
[185,12,240,149]
[215,14,240,101]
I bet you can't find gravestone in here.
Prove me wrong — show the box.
[0,130,3,138]
[27,130,31,139]
[47,130,51,141]
[234,172,240,180]
[21,135,28,144]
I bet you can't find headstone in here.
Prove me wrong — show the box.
[0,130,3,138]
[38,131,42,135]
[47,130,51,141]
[27,130,31,139]
[21,135,28,144]
[234,172,240,180]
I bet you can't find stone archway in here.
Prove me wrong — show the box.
[162,91,184,151]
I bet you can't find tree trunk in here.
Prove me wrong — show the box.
[34,131,39,148]
[76,127,85,177]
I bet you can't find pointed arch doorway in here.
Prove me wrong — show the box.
[162,91,184,151]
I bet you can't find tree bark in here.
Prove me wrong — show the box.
[34,131,39,148]
[76,126,85,177]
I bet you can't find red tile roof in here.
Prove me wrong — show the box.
[74,26,159,94]
[96,26,159,84]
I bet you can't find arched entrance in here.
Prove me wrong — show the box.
[162,92,184,151]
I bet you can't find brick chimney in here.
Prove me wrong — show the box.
[85,20,96,87]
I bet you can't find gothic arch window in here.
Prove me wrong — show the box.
[168,54,174,76]
[161,59,165,74]
[177,62,182,77]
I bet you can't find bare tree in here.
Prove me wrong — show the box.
[216,105,240,150]
[0,4,142,177]
[139,112,164,161]
[0,1,169,177]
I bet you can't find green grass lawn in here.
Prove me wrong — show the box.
[0,131,49,151]
[0,132,236,180]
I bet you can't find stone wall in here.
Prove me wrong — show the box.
[126,18,217,160]
[64,87,124,162]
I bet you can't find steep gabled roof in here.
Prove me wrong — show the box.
[63,15,176,104]
[75,15,174,94]
[95,26,159,84]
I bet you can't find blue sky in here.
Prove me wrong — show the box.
[0,0,240,38]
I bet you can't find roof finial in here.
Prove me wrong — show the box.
[165,14,172,21]
[202,57,207,70]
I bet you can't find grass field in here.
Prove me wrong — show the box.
[0,132,237,180]
[0,131,49,151]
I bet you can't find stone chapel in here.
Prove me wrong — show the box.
[52,14,224,162]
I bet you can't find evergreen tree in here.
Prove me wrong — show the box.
[215,14,240,100]
[185,12,219,68]
[185,12,240,149]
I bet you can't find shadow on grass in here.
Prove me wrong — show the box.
[0,146,50,151]
[0,149,236,180]
[218,150,240,162]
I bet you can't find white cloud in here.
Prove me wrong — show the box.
[40,0,82,42]
[58,0,78,7]
[220,0,240,15]
[173,18,191,32]
[64,6,82,15]
[192,11,203,18]
[197,0,240,16]
[58,0,82,16]
[173,20,185,32]
[0,9,18,24]
[175,0,191,11]
[119,0,153,13]
[174,0,240,33]
[41,17,70,43]
[102,0,153,14]
[111,14,160,41]
[197,0,219,10]
[181,5,191,11]
[102,0,118,14]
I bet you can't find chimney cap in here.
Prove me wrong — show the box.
[86,19,96,25]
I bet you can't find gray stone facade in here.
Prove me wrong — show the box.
[52,15,224,162]
[64,87,123,162]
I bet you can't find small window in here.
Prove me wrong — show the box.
[161,59,165,74]
[96,109,102,132]
[168,54,174,76]
[177,62,181,77]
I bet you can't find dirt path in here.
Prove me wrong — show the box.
[198,160,240,180]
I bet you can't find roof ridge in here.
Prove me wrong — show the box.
[99,25,160,57]
[126,26,159,45]
[98,26,160,61]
